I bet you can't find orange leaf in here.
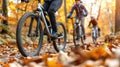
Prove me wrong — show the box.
[22,57,34,65]
[47,58,64,67]
[88,47,110,60]
[42,54,50,62]
[3,63,10,67]
[0,61,3,65]
[8,57,16,63]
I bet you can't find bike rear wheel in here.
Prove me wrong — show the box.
[53,22,66,52]
[16,12,43,57]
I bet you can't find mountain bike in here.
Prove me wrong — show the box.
[69,17,84,46]
[16,0,67,57]
[91,26,99,43]
[88,26,99,43]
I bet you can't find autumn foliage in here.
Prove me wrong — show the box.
[0,0,119,67]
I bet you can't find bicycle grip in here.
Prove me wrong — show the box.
[21,0,29,3]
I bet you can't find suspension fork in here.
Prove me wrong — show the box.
[35,16,41,36]
[75,23,80,37]
[28,17,34,37]
[27,16,40,37]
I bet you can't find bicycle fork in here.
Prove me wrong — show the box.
[75,23,83,37]
[27,17,40,37]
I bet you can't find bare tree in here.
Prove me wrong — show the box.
[2,0,8,25]
[106,0,114,34]
[115,0,120,33]
[0,0,10,33]
[96,0,102,20]
[90,0,101,20]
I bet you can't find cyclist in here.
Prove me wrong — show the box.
[43,0,63,38]
[67,0,88,40]
[21,0,63,38]
[88,15,100,37]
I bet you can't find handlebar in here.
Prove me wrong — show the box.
[21,0,29,3]
[67,17,75,19]
[67,17,75,25]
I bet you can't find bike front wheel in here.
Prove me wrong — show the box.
[53,22,67,52]
[16,12,43,57]
[92,32,97,43]
[73,25,84,46]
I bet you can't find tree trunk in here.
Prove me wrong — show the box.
[115,0,120,33]
[1,0,9,33]
[2,0,8,25]
[106,0,113,34]
[96,0,102,20]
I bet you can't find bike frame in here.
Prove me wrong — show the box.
[92,26,98,38]
[36,0,54,37]
[75,18,84,37]
[70,17,84,37]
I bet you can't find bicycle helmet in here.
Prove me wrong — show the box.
[90,15,94,19]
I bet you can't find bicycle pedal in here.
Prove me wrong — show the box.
[58,33,63,38]
[28,34,32,37]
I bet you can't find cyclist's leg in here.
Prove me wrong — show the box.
[42,2,50,35]
[43,3,51,26]
[43,2,50,11]
[76,24,80,40]
[96,26,98,36]
[81,17,86,40]
[48,0,62,33]
[94,25,99,37]
[92,27,94,33]
[75,17,80,40]
[92,26,96,36]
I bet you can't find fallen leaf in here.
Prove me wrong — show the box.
[47,58,64,67]
[3,63,10,67]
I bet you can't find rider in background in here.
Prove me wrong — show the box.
[88,16,100,37]
[43,0,63,38]
[67,0,88,40]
